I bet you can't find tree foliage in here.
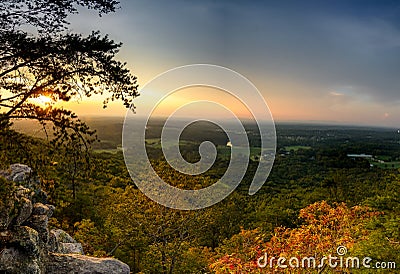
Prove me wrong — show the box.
[210,201,382,273]
[0,0,138,147]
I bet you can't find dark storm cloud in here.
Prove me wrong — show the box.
[115,0,400,104]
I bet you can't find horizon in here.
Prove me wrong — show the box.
[12,114,400,131]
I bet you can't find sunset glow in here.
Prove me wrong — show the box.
[32,95,53,107]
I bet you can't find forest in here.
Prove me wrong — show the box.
[2,118,399,273]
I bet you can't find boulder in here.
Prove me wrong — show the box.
[0,164,33,183]
[0,185,33,231]
[50,229,76,244]
[0,227,43,274]
[8,226,41,256]
[25,215,50,244]
[0,247,41,274]
[58,242,84,254]
[32,203,50,216]
[48,229,84,255]
[46,253,130,274]
[23,203,55,244]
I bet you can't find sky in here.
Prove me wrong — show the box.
[66,0,400,127]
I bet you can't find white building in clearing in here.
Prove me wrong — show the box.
[347,153,373,159]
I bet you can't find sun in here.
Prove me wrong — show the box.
[31,95,53,106]
[37,95,52,104]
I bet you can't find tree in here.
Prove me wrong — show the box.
[0,0,138,147]
[210,201,382,273]
[100,186,203,274]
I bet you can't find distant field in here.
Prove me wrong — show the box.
[370,161,400,169]
[285,145,312,151]
[145,139,196,149]
[217,145,262,160]
[375,155,393,161]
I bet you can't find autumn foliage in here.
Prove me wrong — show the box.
[210,201,381,273]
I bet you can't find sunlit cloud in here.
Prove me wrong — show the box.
[330,91,344,96]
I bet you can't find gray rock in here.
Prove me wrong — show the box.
[0,186,33,231]
[47,230,60,253]
[16,185,34,199]
[50,229,76,243]
[47,229,84,254]
[0,247,41,274]
[0,227,43,274]
[9,226,41,256]
[47,204,55,217]
[14,197,33,226]
[0,164,33,183]
[25,215,49,244]
[46,253,130,274]
[59,242,84,254]
[32,203,54,217]
[48,229,84,255]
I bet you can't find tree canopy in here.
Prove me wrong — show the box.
[0,0,138,145]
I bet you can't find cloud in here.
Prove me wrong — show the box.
[330,91,344,96]
[66,0,400,126]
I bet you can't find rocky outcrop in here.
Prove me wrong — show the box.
[46,254,130,274]
[0,164,130,274]
[48,229,84,255]
[0,226,44,273]
[0,164,33,183]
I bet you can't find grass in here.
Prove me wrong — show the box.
[374,155,393,161]
[284,145,312,151]
[370,161,400,169]
[145,139,195,149]
[217,146,263,160]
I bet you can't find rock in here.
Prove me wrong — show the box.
[46,253,130,274]
[23,204,54,245]
[59,242,84,254]
[24,215,49,244]
[0,164,131,274]
[0,227,43,274]
[32,203,54,217]
[47,231,60,253]
[50,229,76,243]
[14,197,33,226]
[9,226,40,256]
[47,205,55,217]
[0,247,41,274]
[0,202,13,231]
[0,185,33,231]
[48,229,84,255]
[0,164,33,183]
[16,185,34,199]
